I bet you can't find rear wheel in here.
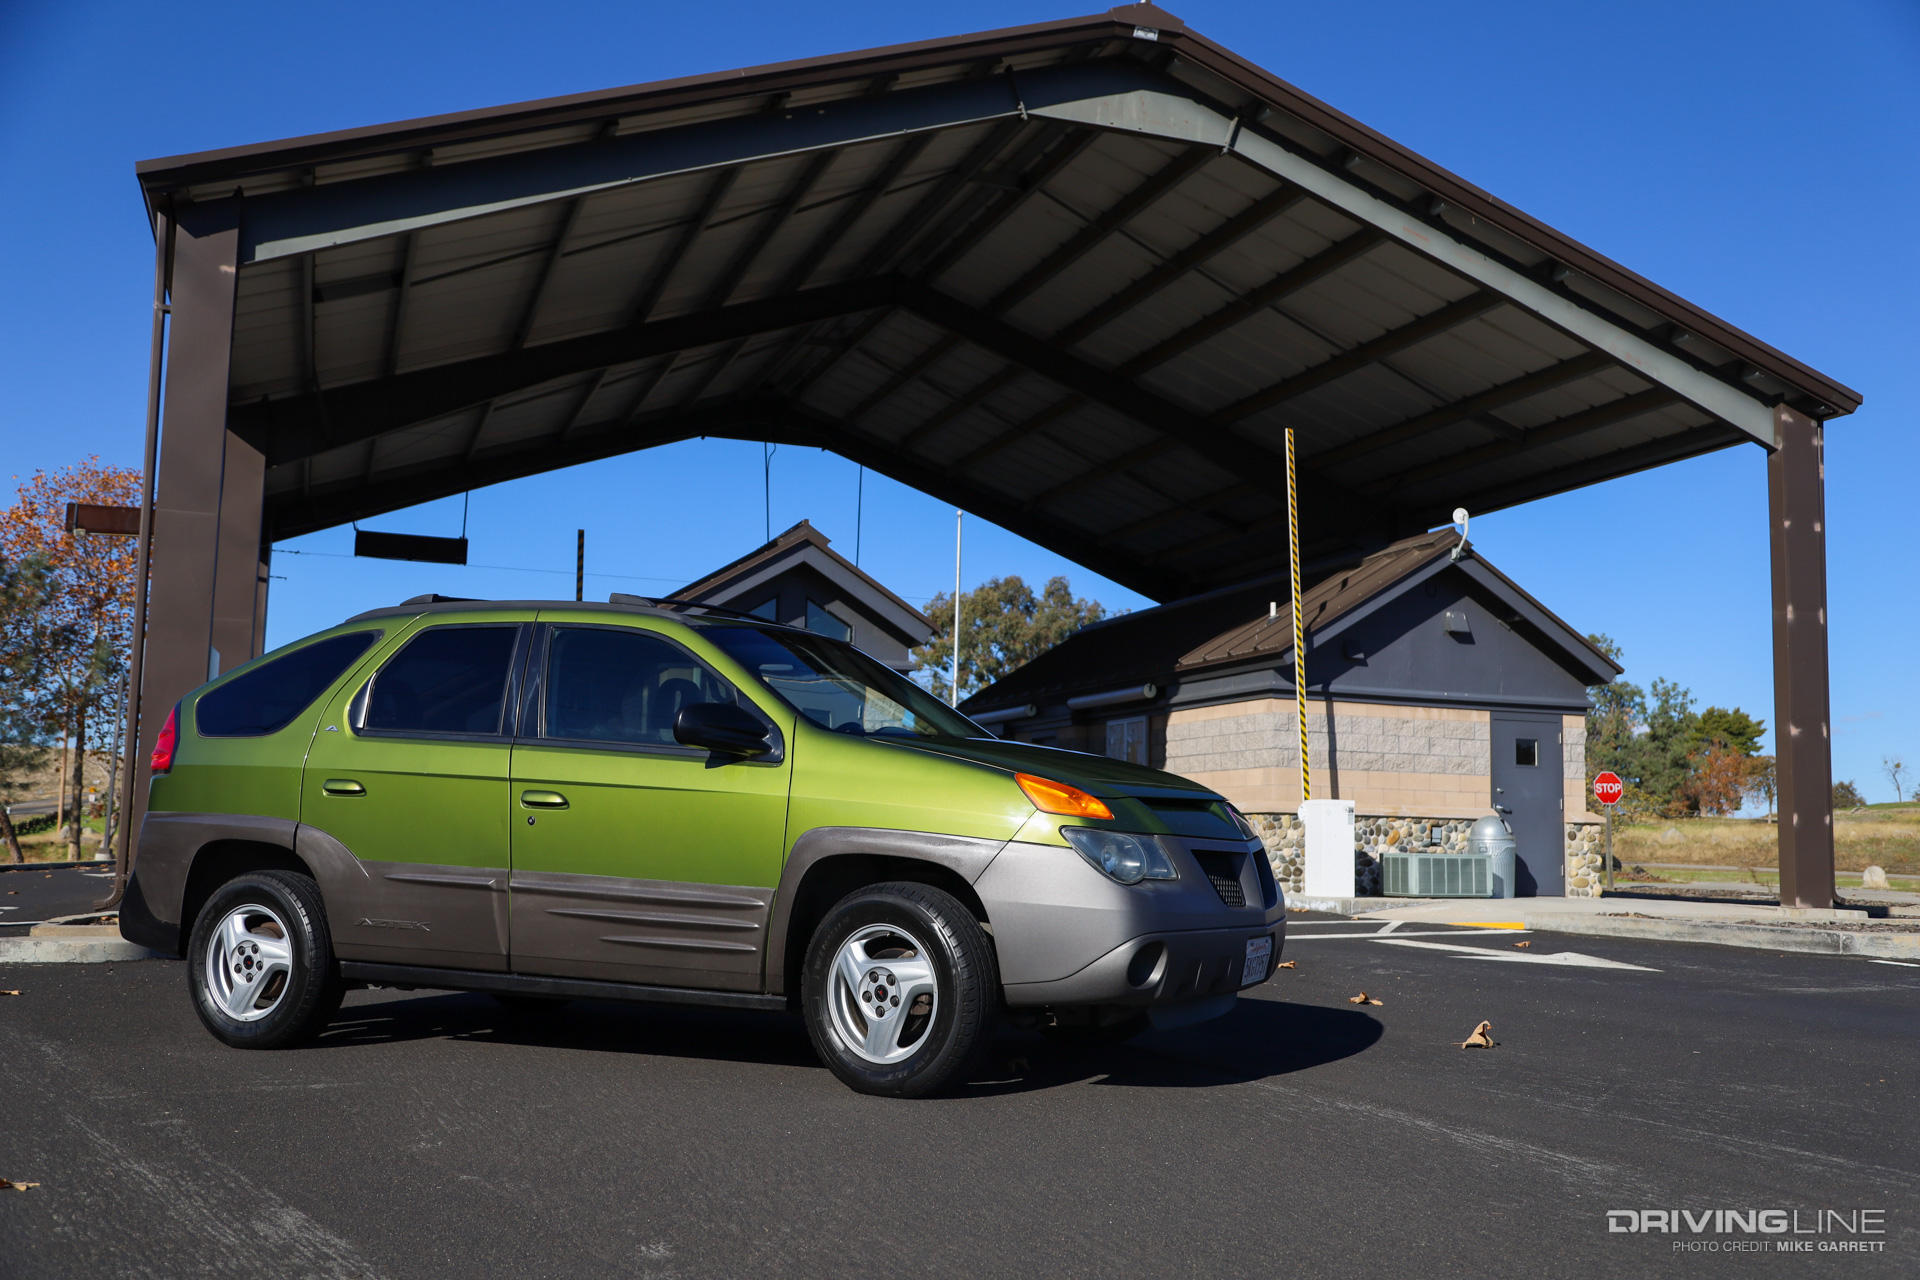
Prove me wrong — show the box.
[802,882,997,1098]
[187,870,343,1050]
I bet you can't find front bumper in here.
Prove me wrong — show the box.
[999,922,1283,1009]
[975,835,1286,1010]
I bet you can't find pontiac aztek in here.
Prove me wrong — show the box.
[123,596,1284,1096]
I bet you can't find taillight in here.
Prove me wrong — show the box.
[150,705,179,774]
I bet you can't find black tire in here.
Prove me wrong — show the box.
[490,993,568,1012]
[187,870,344,1050]
[802,882,998,1098]
[1039,1010,1151,1048]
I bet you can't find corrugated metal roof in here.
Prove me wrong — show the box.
[145,4,1857,602]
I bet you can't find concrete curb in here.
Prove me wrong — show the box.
[0,925,159,965]
[1523,914,1920,960]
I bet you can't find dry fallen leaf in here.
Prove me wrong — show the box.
[0,1179,39,1191]
[1459,1020,1495,1049]
[1348,992,1383,1006]
[1,991,20,997]
[1512,941,1530,949]
[1276,960,1296,970]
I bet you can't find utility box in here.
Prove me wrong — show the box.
[1300,799,1357,898]
[1382,851,1493,898]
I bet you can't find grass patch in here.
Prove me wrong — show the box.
[1612,808,1920,875]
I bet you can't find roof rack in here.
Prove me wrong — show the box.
[401,593,482,605]
[649,596,772,623]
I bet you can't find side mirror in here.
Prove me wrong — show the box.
[673,702,772,756]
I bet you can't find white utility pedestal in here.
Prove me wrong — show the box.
[1300,799,1357,898]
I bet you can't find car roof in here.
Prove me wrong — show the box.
[340,596,801,632]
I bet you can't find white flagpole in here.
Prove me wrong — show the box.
[951,509,963,706]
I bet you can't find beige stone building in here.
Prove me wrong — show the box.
[962,531,1620,897]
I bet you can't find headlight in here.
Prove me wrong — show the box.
[1062,828,1178,885]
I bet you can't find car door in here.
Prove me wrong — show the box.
[301,617,530,971]
[1489,711,1564,896]
[508,617,791,991]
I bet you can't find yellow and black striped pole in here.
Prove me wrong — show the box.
[1286,426,1308,803]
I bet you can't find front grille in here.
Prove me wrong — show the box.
[1191,851,1246,907]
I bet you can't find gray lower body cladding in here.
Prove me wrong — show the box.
[974,837,1286,1009]
[1000,923,1280,1008]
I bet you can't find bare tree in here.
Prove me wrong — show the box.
[1884,755,1909,804]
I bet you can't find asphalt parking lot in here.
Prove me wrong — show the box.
[3,912,1915,1279]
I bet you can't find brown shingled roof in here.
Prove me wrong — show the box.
[1177,529,1457,669]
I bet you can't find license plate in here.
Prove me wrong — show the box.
[1242,935,1273,985]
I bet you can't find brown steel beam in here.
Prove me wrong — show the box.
[1424,421,1737,525]
[952,213,1374,479]
[837,124,1097,423]
[890,145,1219,445]
[1309,349,1616,470]
[1770,406,1835,909]
[899,281,1367,539]
[513,197,588,349]
[780,117,1032,401]
[672,149,842,408]
[1362,387,1678,496]
[1209,291,1505,426]
[627,166,739,325]
[232,275,901,462]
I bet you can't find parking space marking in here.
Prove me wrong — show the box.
[1372,938,1659,971]
[1869,959,1920,968]
[1288,928,1535,942]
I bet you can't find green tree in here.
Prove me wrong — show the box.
[1689,706,1766,758]
[0,552,65,862]
[1832,779,1866,809]
[1582,634,1712,816]
[912,575,1108,703]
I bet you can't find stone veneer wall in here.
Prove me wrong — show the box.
[1249,811,1605,899]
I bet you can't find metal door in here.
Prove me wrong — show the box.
[1489,712,1563,896]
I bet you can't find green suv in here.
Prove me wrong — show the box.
[124,596,1284,1096]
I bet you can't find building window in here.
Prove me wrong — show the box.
[805,599,851,641]
[1105,716,1147,766]
[1515,738,1538,767]
[744,596,778,622]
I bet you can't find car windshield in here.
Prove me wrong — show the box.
[700,624,982,741]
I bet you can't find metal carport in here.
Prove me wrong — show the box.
[117,4,1859,905]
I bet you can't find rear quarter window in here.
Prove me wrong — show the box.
[195,631,380,737]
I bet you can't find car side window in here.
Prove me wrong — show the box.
[197,631,379,736]
[364,625,520,736]
[543,626,741,747]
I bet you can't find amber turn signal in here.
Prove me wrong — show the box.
[1015,773,1113,820]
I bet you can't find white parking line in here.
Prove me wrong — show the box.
[1287,929,1535,942]
[1372,938,1660,971]
[1868,959,1920,968]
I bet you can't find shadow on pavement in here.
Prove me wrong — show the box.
[963,998,1383,1097]
[314,986,1382,1095]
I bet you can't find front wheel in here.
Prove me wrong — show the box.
[187,870,344,1050]
[802,882,998,1098]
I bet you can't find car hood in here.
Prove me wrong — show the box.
[882,736,1219,800]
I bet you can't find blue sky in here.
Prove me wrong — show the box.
[2,1,1915,799]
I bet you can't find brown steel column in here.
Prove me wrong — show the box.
[1769,405,1835,909]
[210,429,266,669]
[127,196,243,852]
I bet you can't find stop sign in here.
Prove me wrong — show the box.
[1593,772,1624,806]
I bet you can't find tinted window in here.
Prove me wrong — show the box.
[365,626,518,735]
[1516,738,1539,767]
[544,627,742,746]
[701,624,979,741]
[197,632,379,736]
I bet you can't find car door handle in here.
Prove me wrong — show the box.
[321,779,365,796]
[520,790,569,809]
